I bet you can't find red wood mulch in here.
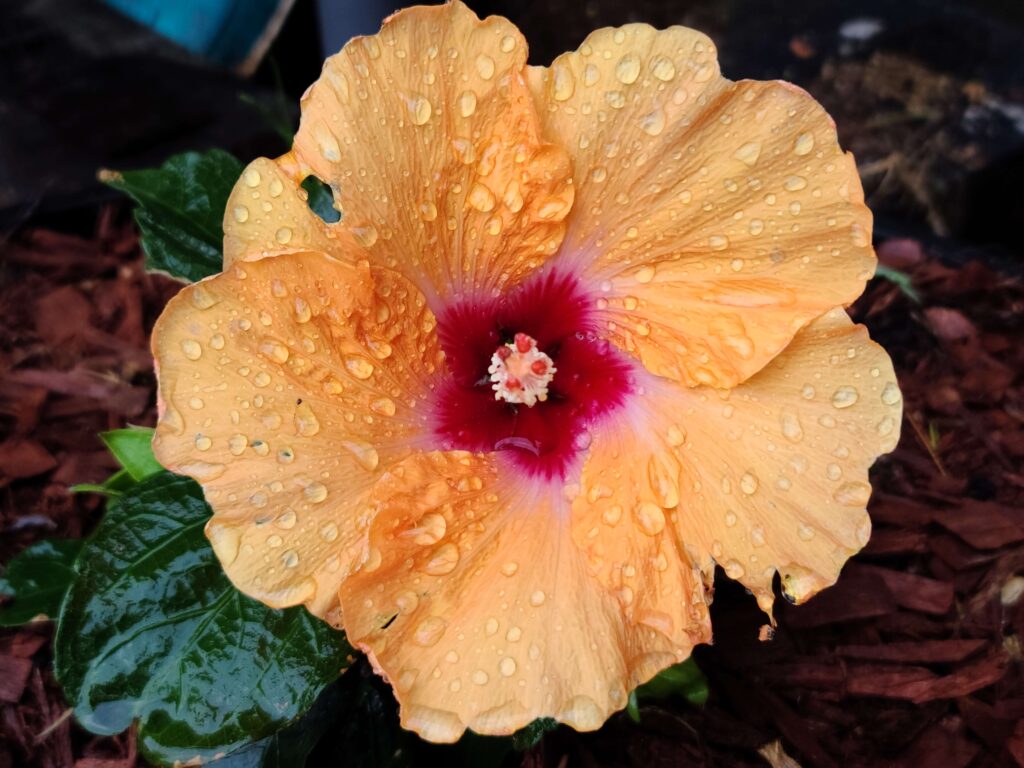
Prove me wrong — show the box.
[1,211,1022,767]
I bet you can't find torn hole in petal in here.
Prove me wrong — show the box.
[301,175,342,223]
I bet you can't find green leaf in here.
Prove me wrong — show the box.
[511,717,558,751]
[633,658,709,711]
[210,683,343,768]
[0,540,83,627]
[70,468,140,497]
[55,472,351,765]
[101,428,163,482]
[102,149,243,282]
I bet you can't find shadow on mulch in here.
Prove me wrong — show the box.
[0,209,1022,768]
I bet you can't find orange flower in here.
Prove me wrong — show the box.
[151,1,902,742]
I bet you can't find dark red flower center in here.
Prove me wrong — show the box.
[432,270,634,480]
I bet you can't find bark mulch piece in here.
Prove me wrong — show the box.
[0,208,175,767]
[1,201,1023,766]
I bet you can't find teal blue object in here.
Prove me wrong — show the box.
[102,0,290,69]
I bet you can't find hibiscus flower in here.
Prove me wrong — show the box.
[151,0,902,742]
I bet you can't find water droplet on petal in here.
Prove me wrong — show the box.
[615,53,641,84]
[635,502,666,536]
[552,63,575,101]
[881,382,902,406]
[780,408,804,442]
[833,481,871,507]
[793,132,815,155]
[409,96,432,125]
[649,55,676,81]
[294,402,320,436]
[304,482,328,504]
[424,543,459,575]
[340,440,378,471]
[468,183,496,212]
[414,617,446,647]
[180,339,202,360]
[344,356,375,380]
[734,141,761,166]
[228,433,248,455]
[475,53,495,80]
[458,90,477,117]
[832,385,859,409]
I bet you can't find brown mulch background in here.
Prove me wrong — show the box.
[2,3,1024,763]
[1,206,1023,767]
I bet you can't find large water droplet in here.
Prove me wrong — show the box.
[615,53,641,84]
[733,141,761,167]
[294,402,320,436]
[468,183,496,212]
[341,440,379,471]
[475,53,496,80]
[344,356,375,380]
[304,482,329,504]
[414,617,446,647]
[458,89,477,117]
[649,55,676,81]
[881,382,901,406]
[180,339,202,360]
[552,63,575,101]
[833,481,871,507]
[259,339,290,364]
[832,385,859,409]
[635,502,666,536]
[793,132,815,155]
[228,433,248,455]
[780,408,804,442]
[409,95,432,125]
[424,543,459,575]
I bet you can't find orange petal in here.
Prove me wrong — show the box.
[339,451,711,742]
[529,25,875,388]
[151,250,444,622]
[223,154,358,269]
[266,0,574,303]
[578,308,901,617]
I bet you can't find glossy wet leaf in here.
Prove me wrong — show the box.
[0,539,82,627]
[628,657,709,721]
[101,427,162,481]
[511,717,558,751]
[102,149,243,282]
[212,683,343,768]
[55,472,351,766]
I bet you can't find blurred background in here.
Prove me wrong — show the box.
[4,0,1024,254]
[3,2,1024,767]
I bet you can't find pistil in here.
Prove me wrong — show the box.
[488,333,556,407]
